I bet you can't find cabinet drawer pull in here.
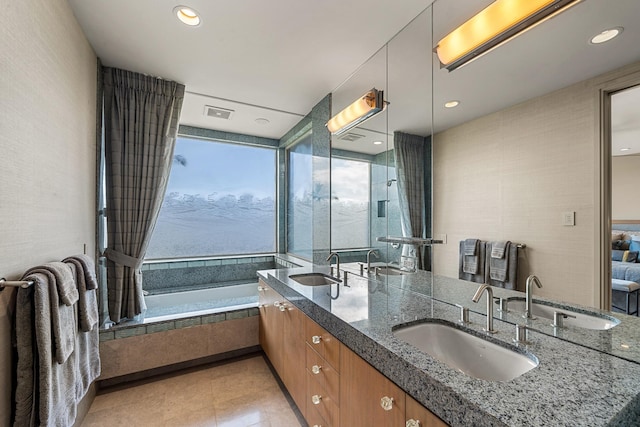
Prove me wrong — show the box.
[312,335,322,344]
[279,304,287,312]
[257,286,266,291]
[406,419,421,427]
[380,396,394,411]
[311,365,322,374]
[311,394,322,405]
[273,301,281,307]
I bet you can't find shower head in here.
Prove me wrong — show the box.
[387,179,397,187]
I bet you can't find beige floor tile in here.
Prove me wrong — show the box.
[82,355,303,427]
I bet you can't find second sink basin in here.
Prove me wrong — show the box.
[289,273,340,286]
[393,322,538,382]
[505,298,620,330]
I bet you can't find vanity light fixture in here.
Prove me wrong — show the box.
[435,0,583,72]
[174,6,201,26]
[326,88,387,135]
[373,140,383,145]
[590,27,623,44]
[444,100,460,108]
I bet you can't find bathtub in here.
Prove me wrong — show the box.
[143,282,259,323]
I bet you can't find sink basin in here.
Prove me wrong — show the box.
[393,322,538,381]
[506,299,619,330]
[289,273,340,286]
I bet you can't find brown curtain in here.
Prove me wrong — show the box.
[103,67,184,322]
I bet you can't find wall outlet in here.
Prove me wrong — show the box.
[562,211,575,226]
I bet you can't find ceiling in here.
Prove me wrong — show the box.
[69,0,640,147]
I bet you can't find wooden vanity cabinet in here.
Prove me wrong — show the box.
[305,316,341,426]
[258,279,448,427]
[257,280,306,418]
[258,281,283,374]
[339,344,406,427]
[406,395,448,427]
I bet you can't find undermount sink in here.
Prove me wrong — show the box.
[393,322,538,381]
[289,273,340,286]
[506,298,620,330]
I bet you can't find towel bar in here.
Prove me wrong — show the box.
[516,243,526,249]
[0,278,34,291]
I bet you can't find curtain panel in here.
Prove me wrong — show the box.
[103,67,184,322]
[394,131,428,270]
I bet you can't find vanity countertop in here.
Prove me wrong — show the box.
[258,266,640,427]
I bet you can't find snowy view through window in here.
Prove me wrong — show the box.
[331,158,370,249]
[146,138,276,259]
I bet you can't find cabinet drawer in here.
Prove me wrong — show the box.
[305,317,340,371]
[306,343,339,403]
[306,399,333,427]
[307,369,339,427]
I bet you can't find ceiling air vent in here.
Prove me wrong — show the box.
[338,132,366,142]
[204,105,234,120]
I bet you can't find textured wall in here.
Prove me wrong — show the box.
[612,155,640,221]
[433,79,596,306]
[0,0,97,424]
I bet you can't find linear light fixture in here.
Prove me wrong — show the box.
[327,88,386,135]
[436,0,583,72]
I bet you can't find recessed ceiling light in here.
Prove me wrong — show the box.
[373,140,383,145]
[590,27,623,44]
[255,118,270,125]
[444,100,460,108]
[620,147,631,152]
[174,6,201,26]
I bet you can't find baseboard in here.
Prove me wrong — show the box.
[96,345,262,390]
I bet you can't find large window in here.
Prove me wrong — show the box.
[331,157,370,249]
[287,133,313,259]
[146,137,277,259]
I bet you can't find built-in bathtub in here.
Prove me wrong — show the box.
[143,282,259,322]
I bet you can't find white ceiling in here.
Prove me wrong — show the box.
[68,0,640,147]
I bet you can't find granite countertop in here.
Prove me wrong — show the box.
[258,266,640,427]
[355,264,640,366]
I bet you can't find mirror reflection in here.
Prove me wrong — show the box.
[330,0,640,363]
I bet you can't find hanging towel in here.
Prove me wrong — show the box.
[63,254,98,290]
[25,262,79,306]
[64,262,101,400]
[491,240,509,259]
[462,239,479,274]
[23,263,77,364]
[490,241,511,282]
[63,256,99,332]
[14,272,79,427]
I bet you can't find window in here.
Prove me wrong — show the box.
[331,157,370,249]
[287,133,313,259]
[146,137,277,259]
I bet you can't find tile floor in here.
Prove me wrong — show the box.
[82,354,304,427]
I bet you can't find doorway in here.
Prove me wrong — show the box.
[598,70,640,311]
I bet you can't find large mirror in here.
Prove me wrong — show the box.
[330,8,433,275]
[330,0,640,363]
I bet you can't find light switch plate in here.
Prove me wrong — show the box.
[562,211,575,226]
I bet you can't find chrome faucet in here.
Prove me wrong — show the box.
[327,252,340,276]
[472,284,497,334]
[525,275,543,319]
[366,249,379,273]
